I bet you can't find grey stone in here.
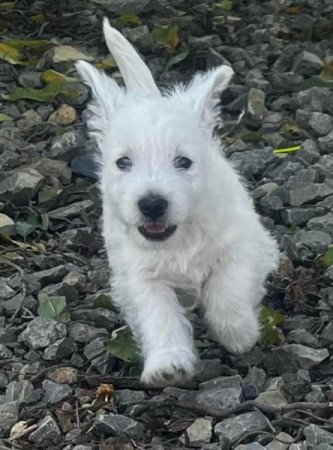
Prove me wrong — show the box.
[304,424,333,448]
[0,213,16,236]
[296,140,321,165]
[48,200,94,220]
[308,212,333,237]
[41,281,78,303]
[94,414,145,439]
[0,169,44,206]
[48,104,76,125]
[31,158,72,185]
[195,376,243,412]
[256,390,289,408]
[309,112,333,136]
[44,337,76,361]
[16,110,42,131]
[70,154,99,180]
[241,367,266,400]
[292,51,324,76]
[42,380,72,404]
[19,317,67,349]
[281,230,332,262]
[230,147,276,178]
[235,444,265,450]
[0,279,16,300]
[284,316,313,331]
[214,411,268,445]
[287,344,329,369]
[289,443,307,450]
[268,160,305,182]
[315,155,333,178]
[0,401,19,433]
[116,390,146,409]
[32,265,69,287]
[281,207,325,226]
[258,190,284,216]
[63,272,86,292]
[305,385,326,403]
[59,228,99,252]
[50,131,85,161]
[287,328,319,347]
[247,87,266,122]
[318,130,333,153]
[253,182,279,200]
[295,109,312,129]
[321,322,333,345]
[190,35,222,48]
[5,380,35,404]
[83,337,107,361]
[294,87,333,114]
[57,82,90,107]
[91,0,153,14]
[180,418,213,447]
[195,359,226,382]
[69,323,108,343]
[0,371,8,389]
[0,344,12,359]
[29,414,61,443]
[266,432,294,450]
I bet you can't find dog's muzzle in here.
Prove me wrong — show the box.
[138,223,177,241]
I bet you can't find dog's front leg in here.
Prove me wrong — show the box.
[115,277,197,387]
[202,256,263,354]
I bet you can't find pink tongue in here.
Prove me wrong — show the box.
[144,224,167,234]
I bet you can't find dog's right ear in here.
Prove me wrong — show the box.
[75,60,122,142]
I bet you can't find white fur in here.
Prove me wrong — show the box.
[76,19,280,387]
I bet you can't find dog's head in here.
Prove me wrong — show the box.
[76,19,233,246]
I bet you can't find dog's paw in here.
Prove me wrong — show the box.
[141,349,197,388]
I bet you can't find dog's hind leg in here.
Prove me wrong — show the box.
[114,277,197,387]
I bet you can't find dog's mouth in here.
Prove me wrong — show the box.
[138,223,177,241]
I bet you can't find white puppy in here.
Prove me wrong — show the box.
[76,19,279,387]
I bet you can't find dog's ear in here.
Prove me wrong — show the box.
[103,18,160,96]
[183,66,233,126]
[75,60,123,142]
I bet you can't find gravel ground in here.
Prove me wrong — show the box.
[0,0,333,449]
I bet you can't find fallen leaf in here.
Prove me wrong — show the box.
[46,367,78,384]
[286,6,302,14]
[212,0,233,11]
[0,1,16,11]
[96,383,114,401]
[0,42,25,65]
[106,326,140,363]
[260,306,284,344]
[40,69,77,84]
[293,77,333,91]
[38,292,71,323]
[2,82,82,103]
[5,39,53,50]
[323,245,333,268]
[165,49,191,70]
[152,24,179,49]
[117,14,141,26]
[0,113,12,122]
[2,234,45,252]
[280,122,307,139]
[95,57,117,70]
[320,58,333,81]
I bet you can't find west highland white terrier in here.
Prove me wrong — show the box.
[76,19,280,387]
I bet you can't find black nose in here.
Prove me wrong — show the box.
[138,194,168,220]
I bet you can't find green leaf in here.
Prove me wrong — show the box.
[15,211,48,241]
[0,42,26,65]
[117,14,142,26]
[165,49,190,70]
[37,292,71,323]
[293,77,333,91]
[95,57,117,70]
[0,2,16,11]
[2,82,82,103]
[106,326,140,363]
[212,0,233,11]
[5,39,53,51]
[323,245,333,268]
[93,293,113,310]
[152,24,179,49]
[240,130,262,142]
[40,69,76,85]
[0,113,12,122]
[260,306,284,344]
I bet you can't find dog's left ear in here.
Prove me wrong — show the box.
[183,66,234,126]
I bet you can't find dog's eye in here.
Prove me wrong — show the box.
[174,156,193,170]
[116,156,132,171]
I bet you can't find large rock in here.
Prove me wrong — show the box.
[29,414,61,443]
[19,317,67,349]
[292,51,324,76]
[282,229,332,262]
[42,380,72,404]
[0,213,16,236]
[307,212,333,237]
[304,424,333,449]
[0,401,19,433]
[180,418,213,447]
[94,414,145,439]
[195,376,243,411]
[286,344,329,369]
[215,411,268,445]
[90,0,154,14]
[0,169,44,205]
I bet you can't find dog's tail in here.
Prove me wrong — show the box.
[103,18,160,96]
